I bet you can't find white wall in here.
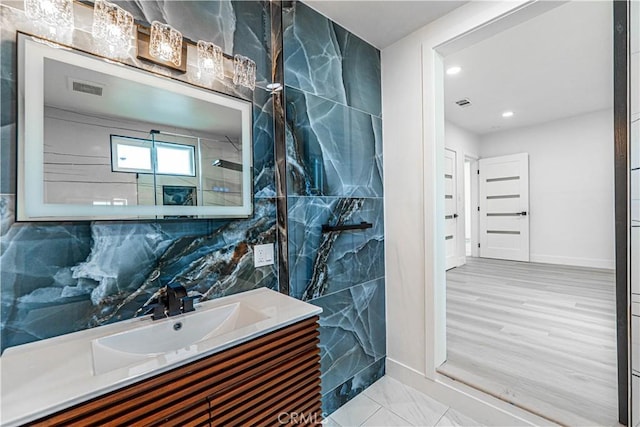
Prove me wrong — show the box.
[44,107,240,208]
[445,121,480,265]
[479,109,615,269]
[44,107,141,206]
[381,2,586,425]
[445,121,481,160]
[382,0,527,380]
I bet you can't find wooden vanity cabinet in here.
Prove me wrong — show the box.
[29,316,321,427]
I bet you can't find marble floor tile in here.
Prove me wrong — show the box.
[362,408,413,426]
[363,377,448,426]
[435,408,483,427]
[328,376,486,427]
[331,393,381,427]
[322,415,341,426]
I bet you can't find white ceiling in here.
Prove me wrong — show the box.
[304,1,468,49]
[443,1,613,136]
[44,59,243,139]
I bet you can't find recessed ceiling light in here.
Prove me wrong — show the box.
[446,66,461,75]
[502,111,514,118]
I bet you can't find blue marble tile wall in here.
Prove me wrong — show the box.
[0,1,279,352]
[283,1,386,415]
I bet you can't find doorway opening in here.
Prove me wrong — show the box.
[436,2,618,425]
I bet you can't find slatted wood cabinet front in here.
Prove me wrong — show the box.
[30,316,321,427]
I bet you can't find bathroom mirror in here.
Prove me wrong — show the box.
[17,33,253,221]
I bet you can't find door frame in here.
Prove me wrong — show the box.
[465,155,480,258]
[425,1,630,423]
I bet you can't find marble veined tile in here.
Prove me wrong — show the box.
[0,199,277,351]
[283,2,347,106]
[332,23,382,118]
[253,87,276,197]
[364,377,448,426]
[0,194,14,237]
[435,408,483,427]
[286,87,383,197]
[322,416,341,427]
[362,408,413,427]
[283,1,381,117]
[331,393,381,427]
[288,197,384,300]
[314,279,386,395]
[0,221,92,350]
[322,357,385,416]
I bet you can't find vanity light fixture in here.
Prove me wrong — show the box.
[502,111,514,118]
[233,54,256,90]
[149,21,183,67]
[92,0,134,59]
[136,21,187,73]
[446,66,462,75]
[24,0,74,40]
[197,40,225,81]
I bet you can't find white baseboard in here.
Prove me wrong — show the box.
[529,254,614,270]
[385,358,558,427]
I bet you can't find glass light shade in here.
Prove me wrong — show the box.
[232,54,256,90]
[92,0,134,59]
[24,0,74,38]
[149,21,182,67]
[197,40,224,81]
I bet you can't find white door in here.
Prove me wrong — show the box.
[445,149,458,270]
[479,153,530,262]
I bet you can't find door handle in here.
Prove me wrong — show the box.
[520,211,527,216]
[453,213,459,218]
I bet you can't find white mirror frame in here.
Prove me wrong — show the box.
[17,34,253,221]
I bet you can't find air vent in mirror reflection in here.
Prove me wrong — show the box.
[70,79,104,96]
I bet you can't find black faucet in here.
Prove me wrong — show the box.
[143,284,197,320]
[165,283,187,316]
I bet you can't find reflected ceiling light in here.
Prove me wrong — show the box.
[233,54,256,90]
[149,21,183,67]
[24,0,74,40]
[197,40,225,81]
[446,66,462,75]
[92,0,134,59]
[502,111,514,118]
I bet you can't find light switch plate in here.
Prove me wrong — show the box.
[254,243,274,267]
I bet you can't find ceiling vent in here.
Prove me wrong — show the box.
[69,78,104,96]
[455,98,472,108]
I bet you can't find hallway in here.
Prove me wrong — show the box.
[440,258,617,426]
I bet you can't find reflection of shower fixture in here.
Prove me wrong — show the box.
[211,159,243,172]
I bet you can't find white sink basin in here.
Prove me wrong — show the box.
[91,302,268,375]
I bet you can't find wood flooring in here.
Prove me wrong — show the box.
[438,257,618,427]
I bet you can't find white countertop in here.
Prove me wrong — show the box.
[0,288,322,426]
